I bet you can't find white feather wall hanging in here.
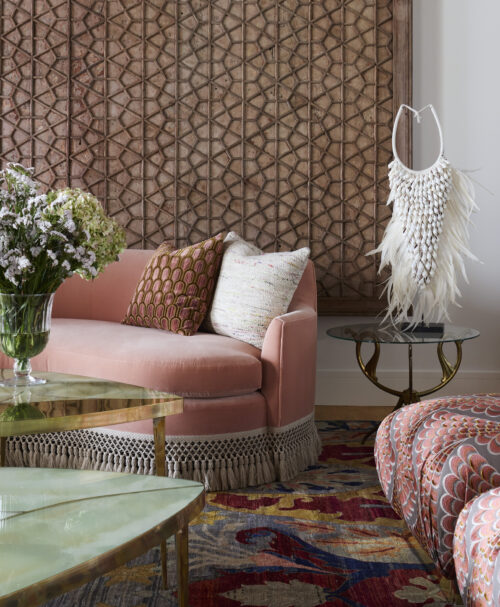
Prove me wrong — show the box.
[371,104,478,325]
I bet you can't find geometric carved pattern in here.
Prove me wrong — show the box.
[0,0,411,313]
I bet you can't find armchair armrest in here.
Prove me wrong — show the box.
[260,305,317,427]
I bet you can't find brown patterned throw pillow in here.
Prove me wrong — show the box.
[123,233,224,335]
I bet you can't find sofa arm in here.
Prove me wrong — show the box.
[260,306,317,428]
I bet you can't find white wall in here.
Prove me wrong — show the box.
[316,0,500,406]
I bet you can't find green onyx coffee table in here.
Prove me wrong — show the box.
[0,371,186,597]
[0,467,204,607]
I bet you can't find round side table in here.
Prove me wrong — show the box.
[327,323,480,437]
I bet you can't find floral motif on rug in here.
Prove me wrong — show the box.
[43,421,453,607]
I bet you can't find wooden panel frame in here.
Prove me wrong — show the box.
[320,0,413,315]
[0,0,412,315]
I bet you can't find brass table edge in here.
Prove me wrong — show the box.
[0,398,183,437]
[0,489,205,607]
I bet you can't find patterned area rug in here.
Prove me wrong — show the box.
[44,421,454,607]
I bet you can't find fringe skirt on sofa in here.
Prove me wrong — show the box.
[5,413,321,491]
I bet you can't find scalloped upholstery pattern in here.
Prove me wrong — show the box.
[375,395,500,606]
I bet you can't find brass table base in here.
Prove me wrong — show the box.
[356,340,463,442]
[153,416,190,605]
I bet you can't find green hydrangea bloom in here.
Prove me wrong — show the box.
[55,188,126,279]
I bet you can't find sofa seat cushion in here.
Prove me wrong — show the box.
[30,319,262,398]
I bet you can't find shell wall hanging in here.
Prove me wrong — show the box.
[371,104,478,325]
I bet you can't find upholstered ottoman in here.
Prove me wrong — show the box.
[454,486,500,606]
[374,395,500,592]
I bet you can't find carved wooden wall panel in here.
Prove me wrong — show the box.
[0,0,412,314]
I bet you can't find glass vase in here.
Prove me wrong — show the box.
[0,293,55,386]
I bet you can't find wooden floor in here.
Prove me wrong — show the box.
[314,405,393,421]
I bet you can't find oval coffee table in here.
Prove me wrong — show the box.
[0,371,186,598]
[0,467,204,606]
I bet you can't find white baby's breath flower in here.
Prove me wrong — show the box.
[18,256,30,270]
[61,260,71,271]
[64,219,76,233]
[0,207,15,220]
[1,249,21,269]
[29,194,44,204]
[5,168,37,192]
[46,250,57,262]
[49,229,68,242]
[51,192,70,206]
[30,246,42,257]
[4,269,17,286]
[15,216,31,227]
[0,232,10,248]
[37,220,51,233]
[27,194,47,210]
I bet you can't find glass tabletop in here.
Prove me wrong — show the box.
[0,467,204,605]
[327,323,480,344]
[0,371,182,437]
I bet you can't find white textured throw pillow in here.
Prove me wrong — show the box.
[206,232,310,348]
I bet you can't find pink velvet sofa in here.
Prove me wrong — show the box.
[2,249,320,490]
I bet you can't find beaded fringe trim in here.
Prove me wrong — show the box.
[5,413,321,491]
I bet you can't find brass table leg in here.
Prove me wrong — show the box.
[419,341,463,398]
[153,416,168,590]
[176,526,189,607]
[0,437,6,467]
[356,340,464,442]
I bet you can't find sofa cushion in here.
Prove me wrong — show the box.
[123,233,224,336]
[30,319,262,398]
[205,232,310,348]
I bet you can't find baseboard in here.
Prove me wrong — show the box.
[315,405,392,421]
[315,369,500,407]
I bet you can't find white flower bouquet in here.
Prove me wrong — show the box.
[0,163,126,294]
[0,162,126,387]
